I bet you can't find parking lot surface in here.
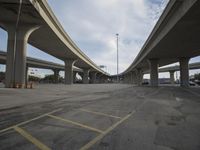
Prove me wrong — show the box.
[0,84,200,150]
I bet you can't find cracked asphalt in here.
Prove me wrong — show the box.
[0,84,200,150]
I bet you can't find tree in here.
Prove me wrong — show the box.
[194,73,200,80]
[41,74,61,83]
[28,75,41,82]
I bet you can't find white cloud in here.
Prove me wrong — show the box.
[47,0,170,75]
[1,0,200,77]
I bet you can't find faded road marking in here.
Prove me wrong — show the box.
[175,97,182,102]
[80,110,135,150]
[47,114,104,134]
[14,126,51,150]
[80,108,121,119]
[0,108,62,134]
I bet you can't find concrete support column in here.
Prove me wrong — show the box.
[149,59,159,87]
[96,73,102,83]
[53,69,60,83]
[130,72,133,84]
[136,68,143,86]
[90,72,97,84]
[78,72,84,82]
[83,68,90,84]
[104,76,108,83]
[25,65,29,86]
[64,59,76,84]
[124,74,128,84]
[179,57,190,87]
[121,75,125,83]
[138,73,143,86]
[99,75,105,83]
[132,72,137,84]
[73,72,77,83]
[169,71,175,84]
[126,73,131,84]
[5,25,39,88]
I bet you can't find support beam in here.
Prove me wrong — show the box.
[131,71,137,84]
[149,59,159,87]
[99,74,106,83]
[25,65,29,87]
[96,73,102,83]
[53,69,60,83]
[179,57,190,87]
[128,73,132,84]
[73,71,77,83]
[78,72,84,82]
[83,68,90,84]
[135,68,143,86]
[169,71,175,84]
[5,25,39,88]
[123,74,127,84]
[64,59,76,84]
[90,72,97,84]
[130,72,133,84]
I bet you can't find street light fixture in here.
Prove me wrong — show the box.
[116,33,119,82]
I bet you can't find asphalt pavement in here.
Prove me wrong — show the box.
[0,84,200,150]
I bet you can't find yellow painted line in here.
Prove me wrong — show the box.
[80,109,121,119]
[14,126,51,150]
[47,114,104,134]
[80,110,136,150]
[0,108,62,134]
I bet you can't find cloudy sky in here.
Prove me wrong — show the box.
[47,0,169,74]
[0,0,200,78]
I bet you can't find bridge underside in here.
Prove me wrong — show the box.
[120,0,200,87]
[0,0,109,88]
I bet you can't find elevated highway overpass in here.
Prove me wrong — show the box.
[0,0,109,88]
[118,62,200,84]
[118,0,200,87]
[0,51,82,72]
[0,51,85,83]
[158,62,200,84]
[0,51,108,84]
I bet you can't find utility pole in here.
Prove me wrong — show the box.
[116,33,119,82]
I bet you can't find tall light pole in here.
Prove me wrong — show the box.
[116,33,119,82]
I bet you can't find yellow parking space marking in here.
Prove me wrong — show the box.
[80,109,121,119]
[47,114,104,134]
[14,126,51,150]
[0,108,62,134]
[80,110,136,150]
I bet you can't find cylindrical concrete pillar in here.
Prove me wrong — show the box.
[90,72,97,84]
[64,59,76,84]
[130,72,133,84]
[83,68,90,84]
[53,69,60,83]
[169,71,175,84]
[5,27,15,88]
[124,74,128,84]
[5,25,39,88]
[149,59,159,87]
[25,65,29,86]
[73,71,77,83]
[132,71,137,84]
[179,57,190,87]
[136,68,143,86]
[96,73,102,83]
[127,73,132,84]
